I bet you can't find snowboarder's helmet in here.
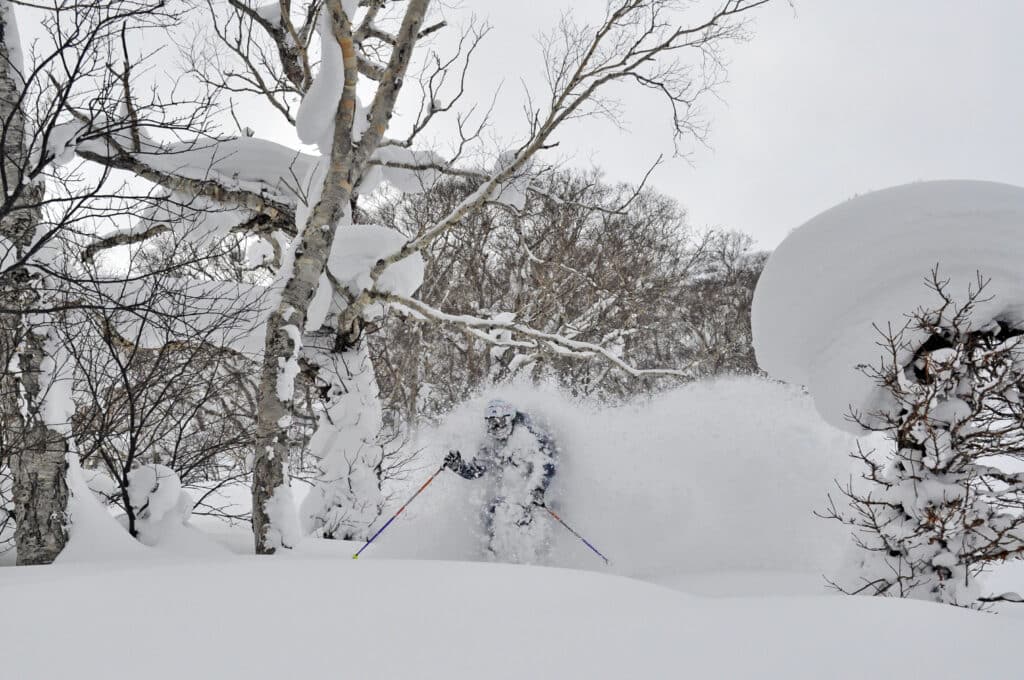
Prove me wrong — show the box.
[484,399,516,440]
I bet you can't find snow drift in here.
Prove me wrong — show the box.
[752,180,1024,432]
[3,558,1022,680]
[368,377,856,577]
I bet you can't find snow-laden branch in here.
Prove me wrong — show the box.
[373,290,694,380]
[69,127,314,219]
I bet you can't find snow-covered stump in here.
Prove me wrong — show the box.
[752,180,1024,608]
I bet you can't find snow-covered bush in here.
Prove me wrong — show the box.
[822,275,1024,606]
[753,180,1024,607]
[125,464,194,546]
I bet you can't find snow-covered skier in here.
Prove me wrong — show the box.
[443,399,558,564]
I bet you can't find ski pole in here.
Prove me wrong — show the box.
[353,464,445,559]
[539,503,611,565]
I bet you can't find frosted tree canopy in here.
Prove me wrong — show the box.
[752,180,1024,432]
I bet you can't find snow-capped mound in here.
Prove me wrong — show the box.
[752,180,1024,432]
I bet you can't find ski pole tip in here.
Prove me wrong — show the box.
[352,554,359,560]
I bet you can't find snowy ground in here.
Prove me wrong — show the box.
[2,552,1024,680]
[4,377,1024,678]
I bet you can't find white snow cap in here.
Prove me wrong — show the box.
[752,180,1024,432]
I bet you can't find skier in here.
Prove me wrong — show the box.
[443,399,558,564]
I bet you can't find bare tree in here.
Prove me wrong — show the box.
[368,170,764,423]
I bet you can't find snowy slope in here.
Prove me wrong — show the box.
[2,558,1023,680]
[752,180,1024,431]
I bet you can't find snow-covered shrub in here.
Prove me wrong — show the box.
[125,464,194,546]
[823,275,1024,606]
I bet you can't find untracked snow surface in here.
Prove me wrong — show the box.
[752,180,1024,431]
[2,558,1024,680]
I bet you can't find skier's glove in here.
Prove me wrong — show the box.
[443,450,462,470]
[531,488,545,507]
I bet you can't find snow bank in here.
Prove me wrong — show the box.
[370,377,856,577]
[752,180,1024,432]
[2,558,1022,680]
[57,457,146,563]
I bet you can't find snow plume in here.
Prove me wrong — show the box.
[368,377,856,577]
[299,340,385,540]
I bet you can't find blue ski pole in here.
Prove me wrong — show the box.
[539,503,611,565]
[353,464,445,559]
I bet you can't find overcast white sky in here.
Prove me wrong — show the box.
[20,0,1022,250]
[441,0,1024,250]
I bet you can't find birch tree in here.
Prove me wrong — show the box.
[71,0,774,553]
[0,0,186,563]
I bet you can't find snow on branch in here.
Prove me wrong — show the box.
[374,291,694,380]
[68,125,314,219]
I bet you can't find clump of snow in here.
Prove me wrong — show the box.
[263,474,303,551]
[245,235,275,267]
[37,330,75,430]
[295,11,349,152]
[492,150,532,210]
[127,464,184,524]
[81,467,119,502]
[125,464,207,550]
[254,1,281,24]
[138,192,252,250]
[359,145,444,195]
[327,224,425,300]
[67,128,314,208]
[752,180,1024,432]
[275,324,302,402]
[45,120,87,165]
[370,377,856,576]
